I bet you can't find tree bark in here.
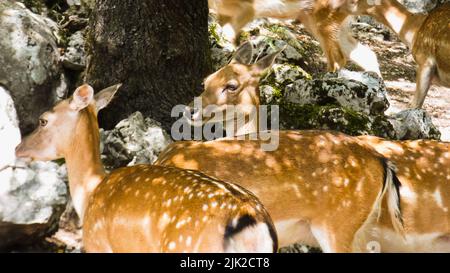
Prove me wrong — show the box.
[86,0,211,130]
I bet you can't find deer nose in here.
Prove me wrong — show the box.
[15,143,27,158]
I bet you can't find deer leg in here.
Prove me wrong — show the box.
[218,2,255,45]
[338,19,382,76]
[311,224,363,253]
[317,26,347,72]
[217,14,231,25]
[299,14,346,72]
[229,5,255,45]
[410,63,435,108]
[311,210,378,253]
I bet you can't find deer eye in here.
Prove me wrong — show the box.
[224,82,239,92]
[39,118,48,127]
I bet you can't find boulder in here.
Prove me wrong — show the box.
[260,67,396,137]
[388,109,441,140]
[398,0,449,13]
[101,112,173,169]
[0,87,68,250]
[0,1,67,134]
[61,30,86,71]
[285,71,389,116]
[0,162,68,250]
[279,243,321,253]
[242,19,308,66]
[0,87,20,169]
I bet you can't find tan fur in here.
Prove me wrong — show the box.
[15,84,277,253]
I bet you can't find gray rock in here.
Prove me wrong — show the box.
[0,161,68,250]
[62,31,86,71]
[243,19,306,65]
[0,88,68,250]
[0,1,67,134]
[208,15,235,70]
[101,112,172,169]
[279,243,321,253]
[284,71,389,116]
[66,0,82,6]
[398,0,449,13]
[260,64,311,104]
[68,0,95,9]
[208,16,309,70]
[388,109,441,140]
[0,87,20,169]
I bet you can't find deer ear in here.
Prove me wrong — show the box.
[94,84,122,112]
[71,84,94,111]
[252,47,285,74]
[231,42,253,64]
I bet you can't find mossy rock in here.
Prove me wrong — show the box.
[278,103,374,136]
[260,64,311,104]
[208,16,234,70]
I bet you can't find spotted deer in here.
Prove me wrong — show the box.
[343,0,450,108]
[15,84,278,253]
[157,46,404,253]
[209,0,382,75]
[179,43,449,252]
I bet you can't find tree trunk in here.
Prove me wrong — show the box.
[86,0,211,130]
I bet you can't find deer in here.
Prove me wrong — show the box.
[341,0,450,108]
[208,0,382,75]
[157,45,404,253]
[175,43,450,252]
[14,84,278,253]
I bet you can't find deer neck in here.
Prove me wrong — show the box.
[226,113,259,137]
[65,106,106,220]
[371,0,426,47]
[226,85,261,137]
